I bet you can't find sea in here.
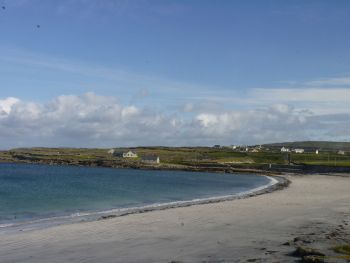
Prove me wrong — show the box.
[0,163,274,230]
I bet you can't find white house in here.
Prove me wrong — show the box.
[107,149,115,154]
[315,149,319,154]
[281,147,290,152]
[338,150,345,155]
[294,148,305,154]
[141,155,160,164]
[123,151,138,158]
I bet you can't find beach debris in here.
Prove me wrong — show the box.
[332,244,350,255]
[293,235,316,244]
[301,255,325,263]
[285,236,314,246]
[326,230,340,239]
[294,236,303,243]
[292,246,325,257]
[265,250,278,254]
[98,214,117,220]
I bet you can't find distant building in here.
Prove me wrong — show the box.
[107,149,115,154]
[293,149,305,154]
[213,145,221,148]
[112,150,138,158]
[250,145,262,152]
[281,147,290,152]
[141,155,160,164]
[231,145,238,150]
[123,151,138,158]
[315,149,319,154]
[113,151,124,157]
[338,150,345,155]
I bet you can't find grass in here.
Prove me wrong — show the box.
[249,152,285,164]
[328,244,350,260]
[291,152,350,166]
[1,146,350,167]
[214,157,254,163]
[0,151,13,162]
[264,141,350,151]
[333,244,350,255]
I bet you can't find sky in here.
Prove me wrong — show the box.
[1,0,350,148]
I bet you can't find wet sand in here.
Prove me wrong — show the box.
[0,174,349,262]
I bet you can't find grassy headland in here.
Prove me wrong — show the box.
[1,141,350,173]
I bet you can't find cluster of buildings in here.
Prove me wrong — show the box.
[280,147,306,154]
[214,145,263,152]
[280,147,347,155]
[107,149,160,164]
[213,144,347,155]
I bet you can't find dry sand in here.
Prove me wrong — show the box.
[0,174,349,263]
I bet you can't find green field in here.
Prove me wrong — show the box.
[1,141,350,168]
[290,152,350,166]
[264,141,350,152]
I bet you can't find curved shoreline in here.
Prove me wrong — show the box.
[2,174,349,263]
[97,175,288,219]
[0,175,289,233]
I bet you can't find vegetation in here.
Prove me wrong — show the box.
[264,141,350,152]
[333,244,350,255]
[331,244,350,261]
[1,141,350,169]
[290,152,350,166]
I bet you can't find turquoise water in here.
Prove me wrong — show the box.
[0,163,271,226]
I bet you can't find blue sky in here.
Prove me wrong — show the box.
[1,0,350,148]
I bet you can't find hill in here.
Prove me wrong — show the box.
[263,141,350,151]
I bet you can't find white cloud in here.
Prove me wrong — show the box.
[196,113,218,127]
[251,88,350,103]
[121,106,139,118]
[0,97,20,115]
[1,92,350,149]
[305,76,350,86]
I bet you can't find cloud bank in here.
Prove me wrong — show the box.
[1,92,349,149]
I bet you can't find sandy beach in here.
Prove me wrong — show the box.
[0,174,349,263]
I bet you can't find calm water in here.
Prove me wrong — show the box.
[0,163,271,225]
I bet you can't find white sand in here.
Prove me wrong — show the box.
[0,174,349,262]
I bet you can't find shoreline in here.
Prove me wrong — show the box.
[94,175,286,221]
[0,160,279,175]
[3,157,350,176]
[0,174,288,234]
[0,174,349,262]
